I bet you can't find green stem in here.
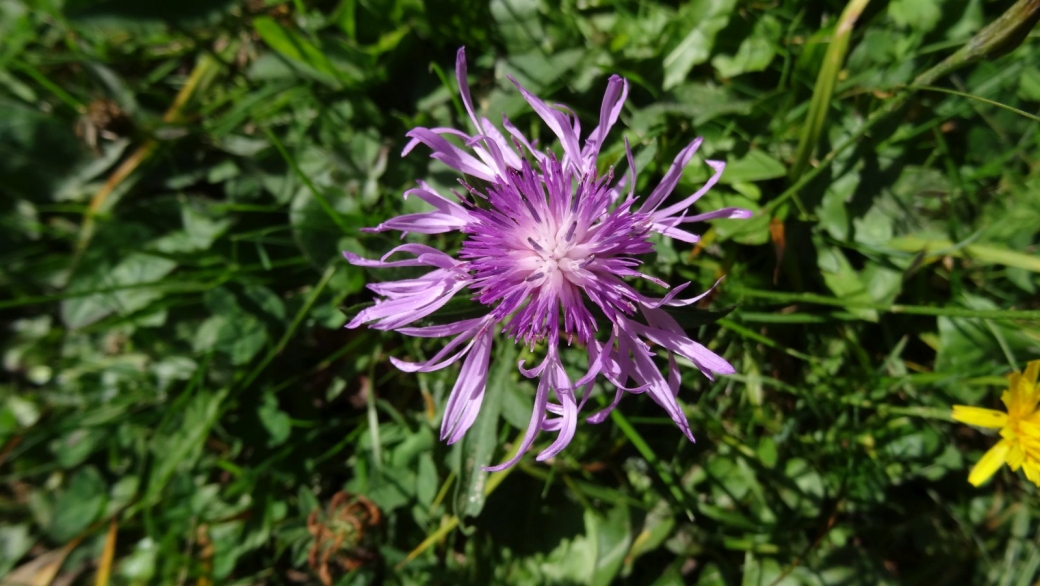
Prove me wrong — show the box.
[734,288,1040,320]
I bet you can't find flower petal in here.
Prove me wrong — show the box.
[951,405,1008,429]
[653,159,726,220]
[508,76,583,171]
[536,359,578,461]
[679,207,754,223]
[582,74,628,166]
[968,439,1011,486]
[442,324,494,444]
[1025,360,1040,387]
[484,357,552,472]
[639,138,702,213]
[454,47,482,134]
[1023,461,1040,486]
[404,128,496,181]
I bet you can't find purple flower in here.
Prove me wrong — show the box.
[345,48,751,470]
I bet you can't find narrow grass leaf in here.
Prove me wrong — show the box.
[789,0,871,180]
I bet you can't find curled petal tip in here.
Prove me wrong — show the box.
[714,361,737,376]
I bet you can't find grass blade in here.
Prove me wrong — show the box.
[788,0,872,181]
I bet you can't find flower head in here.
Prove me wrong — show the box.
[345,48,751,469]
[952,360,1040,486]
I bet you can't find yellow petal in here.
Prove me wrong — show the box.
[1020,418,1040,439]
[1025,360,1040,388]
[1002,387,1016,412]
[968,440,1011,486]
[1014,373,1040,414]
[951,405,1008,429]
[1007,444,1025,470]
[1023,461,1040,487]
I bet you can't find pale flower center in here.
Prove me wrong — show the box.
[520,220,592,287]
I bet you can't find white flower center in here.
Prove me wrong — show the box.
[522,220,592,286]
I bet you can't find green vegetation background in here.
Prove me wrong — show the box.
[2,0,1040,584]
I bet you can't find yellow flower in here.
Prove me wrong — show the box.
[952,360,1040,487]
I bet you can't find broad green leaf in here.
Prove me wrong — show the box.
[0,100,90,200]
[0,524,33,576]
[663,0,737,90]
[624,501,677,572]
[119,537,158,582]
[712,15,782,78]
[49,465,107,542]
[816,242,877,321]
[257,392,291,447]
[416,452,438,509]
[698,191,770,245]
[590,504,632,586]
[193,314,267,365]
[61,253,178,329]
[1019,67,1040,101]
[816,169,859,241]
[491,0,546,54]
[722,149,787,184]
[153,200,233,253]
[50,427,107,468]
[888,0,944,32]
[289,177,365,269]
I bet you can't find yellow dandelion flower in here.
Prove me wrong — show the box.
[952,360,1040,487]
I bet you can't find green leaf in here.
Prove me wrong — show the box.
[888,0,943,32]
[624,502,676,573]
[243,286,286,320]
[0,99,91,200]
[663,305,734,330]
[50,428,107,468]
[153,200,233,253]
[49,465,107,542]
[144,389,228,505]
[253,16,342,87]
[195,288,269,363]
[722,149,787,184]
[257,392,291,447]
[698,191,770,245]
[61,253,178,329]
[453,341,516,521]
[590,504,632,586]
[491,0,547,54]
[816,241,878,321]
[663,0,738,90]
[289,176,365,269]
[0,524,33,576]
[711,15,782,78]
[1018,67,1040,101]
[416,452,438,509]
[816,169,859,240]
